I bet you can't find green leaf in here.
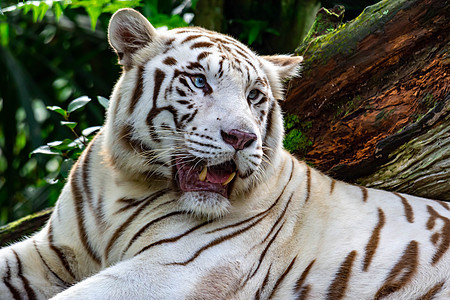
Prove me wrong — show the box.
[53,2,63,22]
[82,126,102,136]
[265,28,279,36]
[85,6,101,30]
[97,96,109,109]
[47,141,64,148]
[22,3,33,15]
[47,106,67,118]
[247,25,261,45]
[191,0,199,9]
[48,139,77,151]
[67,96,91,113]
[61,0,70,9]
[60,159,74,178]
[30,145,61,157]
[101,0,141,13]
[60,121,77,130]
[0,23,9,47]
[38,2,49,21]
[31,4,40,22]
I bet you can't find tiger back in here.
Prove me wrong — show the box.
[0,8,448,300]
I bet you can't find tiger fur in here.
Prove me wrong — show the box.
[0,8,449,300]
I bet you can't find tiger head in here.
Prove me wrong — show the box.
[104,9,302,218]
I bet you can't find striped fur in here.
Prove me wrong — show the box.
[1,8,449,299]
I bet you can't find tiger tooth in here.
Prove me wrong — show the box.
[222,172,236,186]
[199,166,207,182]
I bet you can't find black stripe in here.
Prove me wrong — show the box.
[179,113,194,125]
[135,221,212,257]
[187,138,221,149]
[71,164,102,265]
[179,77,195,93]
[205,198,278,235]
[2,260,21,300]
[48,221,76,279]
[169,213,268,266]
[197,51,211,61]
[190,132,215,141]
[12,249,37,299]
[294,259,316,298]
[249,193,294,279]
[254,264,272,300]
[81,140,103,227]
[362,208,385,271]
[129,66,144,115]
[186,61,205,70]
[394,192,414,223]
[268,256,297,299]
[153,68,166,107]
[327,251,357,299]
[262,101,276,158]
[176,88,187,97]
[304,166,311,203]
[190,41,215,49]
[186,146,217,155]
[163,56,177,65]
[123,211,185,255]
[104,188,170,261]
[183,109,198,125]
[33,240,69,287]
[181,34,203,44]
[249,221,286,280]
[360,186,368,202]
[207,158,294,236]
[254,96,268,106]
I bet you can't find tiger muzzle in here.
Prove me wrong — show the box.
[176,159,237,198]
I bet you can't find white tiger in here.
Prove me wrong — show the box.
[0,8,448,300]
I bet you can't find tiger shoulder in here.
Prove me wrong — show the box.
[0,8,448,300]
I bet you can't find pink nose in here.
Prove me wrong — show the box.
[221,129,257,150]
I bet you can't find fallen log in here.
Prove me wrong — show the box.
[283,0,449,200]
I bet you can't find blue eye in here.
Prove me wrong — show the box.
[248,89,260,100]
[192,76,206,88]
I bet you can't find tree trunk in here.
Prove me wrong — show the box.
[283,0,449,200]
[0,208,52,247]
[192,0,225,32]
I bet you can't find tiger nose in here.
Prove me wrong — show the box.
[221,129,257,150]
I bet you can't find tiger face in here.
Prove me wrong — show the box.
[105,9,302,218]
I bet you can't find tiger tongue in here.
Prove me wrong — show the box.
[206,169,233,184]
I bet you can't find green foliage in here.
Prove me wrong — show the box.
[2,0,188,30]
[31,96,105,182]
[0,0,192,225]
[283,114,313,154]
[232,19,279,46]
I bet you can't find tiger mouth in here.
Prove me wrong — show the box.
[175,159,237,198]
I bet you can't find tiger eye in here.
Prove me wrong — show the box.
[248,89,260,100]
[192,76,206,88]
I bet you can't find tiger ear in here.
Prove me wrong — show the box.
[260,55,304,80]
[260,55,303,100]
[108,8,158,68]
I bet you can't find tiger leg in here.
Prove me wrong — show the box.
[50,255,158,300]
[0,231,70,299]
[49,252,205,300]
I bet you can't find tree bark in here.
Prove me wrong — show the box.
[282,0,449,200]
[0,208,52,247]
[192,0,225,32]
